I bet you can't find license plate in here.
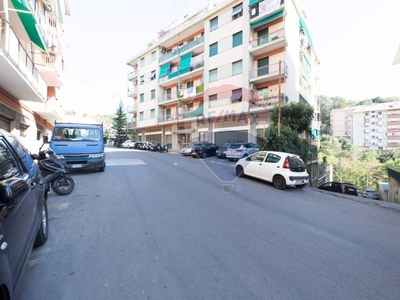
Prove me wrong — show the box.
[296,180,304,184]
[71,164,83,168]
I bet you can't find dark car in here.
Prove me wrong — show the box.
[0,129,49,300]
[317,181,358,196]
[191,142,219,159]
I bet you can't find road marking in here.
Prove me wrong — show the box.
[106,159,146,166]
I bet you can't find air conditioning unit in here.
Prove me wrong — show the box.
[250,84,255,90]
[160,47,166,54]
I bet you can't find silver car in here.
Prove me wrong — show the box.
[180,143,195,156]
[226,143,259,161]
[363,189,379,200]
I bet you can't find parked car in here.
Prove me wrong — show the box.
[0,129,49,300]
[235,151,309,190]
[226,143,259,161]
[121,139,136,148]
[191,142,219,158]
[216,140,244,158]
[180,143,196,156]
[363,189,379,200]
[317,181,358,196]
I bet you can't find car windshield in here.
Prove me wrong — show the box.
[52,127,102,142]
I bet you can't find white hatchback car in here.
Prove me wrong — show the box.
[122,140,136,148]
[234,151,309,190]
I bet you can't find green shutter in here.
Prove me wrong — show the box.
[248,0,262,7]
[178,52,192,75]
[10,0,47,51]
[159,62,170,77]
[250,10,284,29]
[300,18,313,47]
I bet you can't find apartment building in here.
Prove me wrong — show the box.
[331,102,400,151]
[126,0,320,151]
[0,0,70,151]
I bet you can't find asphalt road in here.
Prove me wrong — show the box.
[16,148,400,300]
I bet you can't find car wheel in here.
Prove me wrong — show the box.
[201,152,207,159]
[235,165,244,177]
[34,198,49,247]
[273,175,287,190]
[295,184,306,189]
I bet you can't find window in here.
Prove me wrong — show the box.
[232,31,243,47]
[209,69,218,82]
[230,88,242,102]
[140,57,145,67]
[140,75,144,85]
[209,42,218,57]
[166,88,172,100]
[187,81,194,88]
[0,140,20,178]
[232,3,243,20]
[151,90,155,99]
[150,109,155,119]
[140,93,144,103]
[19,124,28,137]
[209,94,217,101]
[232,60,242,75]
[139,112,144,121]
[210,16,218,31]
[151,51,156,61]
[150,70,156,80]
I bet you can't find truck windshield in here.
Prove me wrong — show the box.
[52,127,102,142]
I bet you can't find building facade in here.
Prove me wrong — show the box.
[331,102,400,151]
[126,0,320,151]
[0,0,70,151]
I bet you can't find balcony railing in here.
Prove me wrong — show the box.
[249,61,287,80]
[250,28,285,48]
[159,114,178,122]
[128,70,138,80]
[181,104,203,119]
[158,84,204,103]
[159,36,204,63]
[0,20,47,100]
[127,87,137,96]
[159,59,204,83]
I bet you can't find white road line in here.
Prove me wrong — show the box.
[106,159,146,166]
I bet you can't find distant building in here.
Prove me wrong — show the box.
[125,0,320,151]
[0,0,70,151]
[331,102,400,151]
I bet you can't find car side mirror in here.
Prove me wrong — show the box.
[0,179,29,205]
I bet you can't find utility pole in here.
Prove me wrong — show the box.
[278,60,281,136]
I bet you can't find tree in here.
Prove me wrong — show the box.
[111,100,127,148]
[270,102,314,134]
[258,125,312,162]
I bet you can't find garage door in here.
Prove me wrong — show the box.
[214,131,248,147]
[0,116,10,131]
[145,134,161,142]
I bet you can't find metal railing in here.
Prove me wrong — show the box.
[249,61,288,79]
[159,60,204,83]
[250,28,285,48]
[159,36,204,63]
[0,19,47,100]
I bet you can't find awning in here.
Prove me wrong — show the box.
[10,0,47,52]
[251,9,284,29]
[178,52,192,75]
[232,3,243,16]
[300,18,313,47]
[248,0,262,7]
[230,90,242,102]
[159,62,170,78]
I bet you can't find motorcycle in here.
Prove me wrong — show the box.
[158,144,168,153]
[31,144,75,195]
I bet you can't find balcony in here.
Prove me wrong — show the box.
[159,57,204,87]
[127,87,137,97]
[128,70,138,80]
[249,29,287,57]
[249,88,287,110]
[21,96,64,124]
[158,84,204,106]
[33,52,63,87]
[159,36,204,64]
[127,103,137,114]
[158,114,178,123]
[0,20,47,102]
[249,61,287,85]
[126,120,137,129]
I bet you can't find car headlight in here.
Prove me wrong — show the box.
[89,153,105,158]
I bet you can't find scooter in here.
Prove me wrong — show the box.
[158,144,168,153]
[31,144,75,195]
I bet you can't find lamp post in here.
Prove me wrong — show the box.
[278,60,281,136]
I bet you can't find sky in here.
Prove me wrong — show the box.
[62,0,400,115]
